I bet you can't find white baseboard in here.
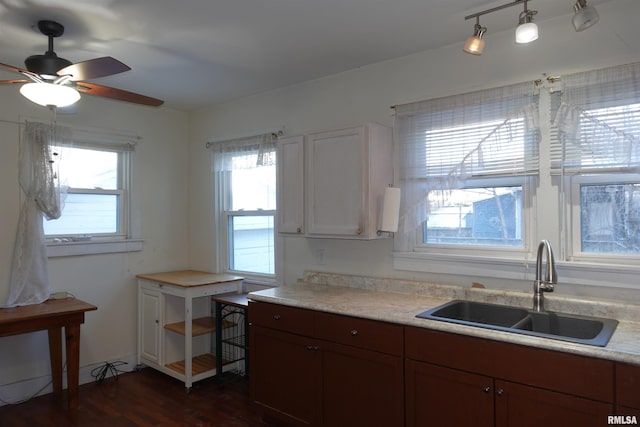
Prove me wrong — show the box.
[0,354,138,407]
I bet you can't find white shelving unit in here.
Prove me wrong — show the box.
[136,270,243,389]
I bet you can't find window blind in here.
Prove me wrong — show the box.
[395,82,539,183]
[551,62,640,175]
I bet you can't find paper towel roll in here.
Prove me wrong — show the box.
[379,187,401,232]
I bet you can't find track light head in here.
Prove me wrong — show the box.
[515,2,538,44]
[464,21,487,55]
[572,0,599,32]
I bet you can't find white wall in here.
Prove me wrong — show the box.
[0,91,189,393]
[189,0,640,300]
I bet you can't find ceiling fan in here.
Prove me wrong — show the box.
[0,20,163,108]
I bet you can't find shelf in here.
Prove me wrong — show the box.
[165,353,233,376]
[222,335,247,348]
[164,316,236,336]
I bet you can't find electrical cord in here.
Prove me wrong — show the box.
[90,361,129,384]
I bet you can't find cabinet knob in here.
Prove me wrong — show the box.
[296,227,302,233]
[483,386,491,393]
[273,314,281,320]
[497,388,504,396]
[350,329,359,336]
[356,228,362,235]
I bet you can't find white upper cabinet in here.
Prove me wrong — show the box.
[277,135,305,234]
[305,123,392,239]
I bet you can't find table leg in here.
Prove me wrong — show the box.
[47,328,63,395]
[215,301,222,379]
[65,323,81,410]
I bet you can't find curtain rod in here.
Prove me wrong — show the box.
[205,128,283,149]
[389,75,561,109]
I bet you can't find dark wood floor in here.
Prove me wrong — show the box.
[0,368,273,427]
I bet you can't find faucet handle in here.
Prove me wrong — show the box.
[541,282,554,293]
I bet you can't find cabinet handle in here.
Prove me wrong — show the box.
[483,386,491,393]
[497,388,504,396]
[273,314,281,320]
[350,329,359,336]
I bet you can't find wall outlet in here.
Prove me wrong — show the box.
[49,291,69,300]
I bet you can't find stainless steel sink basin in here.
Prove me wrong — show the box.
[416,300,618,347]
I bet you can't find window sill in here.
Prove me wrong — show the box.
[393,251,640,290]
[46,239,143,258]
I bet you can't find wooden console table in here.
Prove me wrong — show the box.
[0,298,97,409]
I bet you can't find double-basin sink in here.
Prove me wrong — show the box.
[416,300,618,347]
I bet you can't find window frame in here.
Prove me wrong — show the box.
[415,175,534,260]
[393,69,640,290]
[43,133,141,258]
[212,137,279,285]
[222,209,276,279]
[567,173,640,264]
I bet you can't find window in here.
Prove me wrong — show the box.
[43,145,128,238]
[394,62,640,287]
[212,134,277,278]
[395,82,538,254]
[552,62,640,260]
[425,184,523,247]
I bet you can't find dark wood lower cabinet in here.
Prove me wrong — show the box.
[250,302,404,427]
[251,302,632,427]
[321,340,404,427]
[405,326,615,427]
[494,379,612,427]
[405,360,494,427]
[616,363,640,420]
[251,326,321,426]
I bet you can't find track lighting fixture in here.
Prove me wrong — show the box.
[463,18,486,55]
[515,1,538,44]
[463,0,538,56]
[572,0,599,32]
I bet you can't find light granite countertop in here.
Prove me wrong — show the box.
[248,275,640,366]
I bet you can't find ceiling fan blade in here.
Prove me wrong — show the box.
[76,82,164,107]
[0,79,30,85]
[57,57,131,81]
[0,62,41,80]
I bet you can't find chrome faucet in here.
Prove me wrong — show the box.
[533,240,557,312]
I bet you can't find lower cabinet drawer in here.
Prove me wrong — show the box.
[249,301,315,337]
[315,311,403,355]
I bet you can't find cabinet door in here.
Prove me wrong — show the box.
[617,363,640,410]
[405,361,494,427]
[495,380,613,427]
[278,135,305,234]
[250,325,321,427]
[321,340,404,427]
[139,288,161,364]
[307,126,366,237]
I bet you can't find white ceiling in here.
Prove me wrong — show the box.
[0,0,611,111]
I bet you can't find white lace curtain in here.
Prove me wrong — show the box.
[5,121,72,307]
[551,62,640,175]
[394,82,539,251]
[210,133,277,172]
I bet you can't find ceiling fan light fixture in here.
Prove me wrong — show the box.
[572,0,600,32]
[20,82,80,108]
